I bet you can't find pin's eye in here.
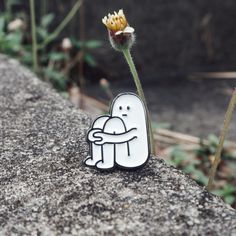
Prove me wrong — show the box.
[119,106,122,110]
[127,106,130,110]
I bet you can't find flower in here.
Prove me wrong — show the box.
[61,38,72,51]
[100,78,109,88]
[102,9,134,35]
[8,18,24,31]
[102,9,135,51]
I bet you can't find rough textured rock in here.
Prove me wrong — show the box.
[0,54,236,236]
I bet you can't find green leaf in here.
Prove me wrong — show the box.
[168,147,189,167]
[72,39,102,49]
[84,53,97,67]
[37,27,48,39]
[40,14,54,28]
[208,134,219,146]
[43,68,64,80]
[183,164,196,174]
[224,195,235,205]
[85,40,102,49]
[20,50,33,65]
[5,32,22,52]
[213,186,235,205]
[43,68,66,91]
[48,52,66,61]
[71,38,82,48]
[213,184,236,197]
[0,17,5,32]
[223,184,236,194]
[171,147,188,160]
[192,169,208,185]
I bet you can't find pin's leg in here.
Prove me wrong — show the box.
[96,144,114,170]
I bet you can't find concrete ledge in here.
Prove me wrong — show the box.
[0,55,235,235]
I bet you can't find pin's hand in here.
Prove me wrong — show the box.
[93,132,106,145]
[87,129,103,142]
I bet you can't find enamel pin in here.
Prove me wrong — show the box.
[84,92,150,170]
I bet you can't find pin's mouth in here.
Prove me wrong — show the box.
[122,114,127,117]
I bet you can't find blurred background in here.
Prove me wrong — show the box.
[0,0,235,207]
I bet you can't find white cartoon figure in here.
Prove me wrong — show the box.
[84,93,150,170]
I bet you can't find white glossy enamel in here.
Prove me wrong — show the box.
[85,93,149,170]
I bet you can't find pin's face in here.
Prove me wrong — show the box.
[84,92,150,171]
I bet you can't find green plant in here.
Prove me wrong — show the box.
[166,135,236,207]
[3,0,20,21]
[102,9,156,155]
[0,0,102,93]
[213,184,236,205]
[167,146,189,167]
[37,0,83,50]
[29,0,38,71]
[197,134,219,158]
[207,89,236,190]
[0,16,23,56]
[167,146,208,186]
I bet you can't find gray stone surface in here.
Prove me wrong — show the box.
[0,54,236,236]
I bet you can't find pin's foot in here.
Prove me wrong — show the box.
[84,156,98,166]
[96,160,114,170]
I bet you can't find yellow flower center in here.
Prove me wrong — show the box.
[102,9,128,32]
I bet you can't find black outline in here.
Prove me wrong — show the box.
[84,92,150,171]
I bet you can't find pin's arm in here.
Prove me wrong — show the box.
[93,128,137,145]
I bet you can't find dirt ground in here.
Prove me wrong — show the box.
[87,77,236,141]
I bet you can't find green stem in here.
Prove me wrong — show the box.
[40,0,47,18]
[29,0,38,72]
[122,48,156,155]
[78,1,85,109]
[207,88,236,190]
[38,0,82,50]
[5,0,10,13]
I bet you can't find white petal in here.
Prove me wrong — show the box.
[102,18,107,25]
[115,30,123,35]
[123,26,135,33]
[118,9,124,16]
